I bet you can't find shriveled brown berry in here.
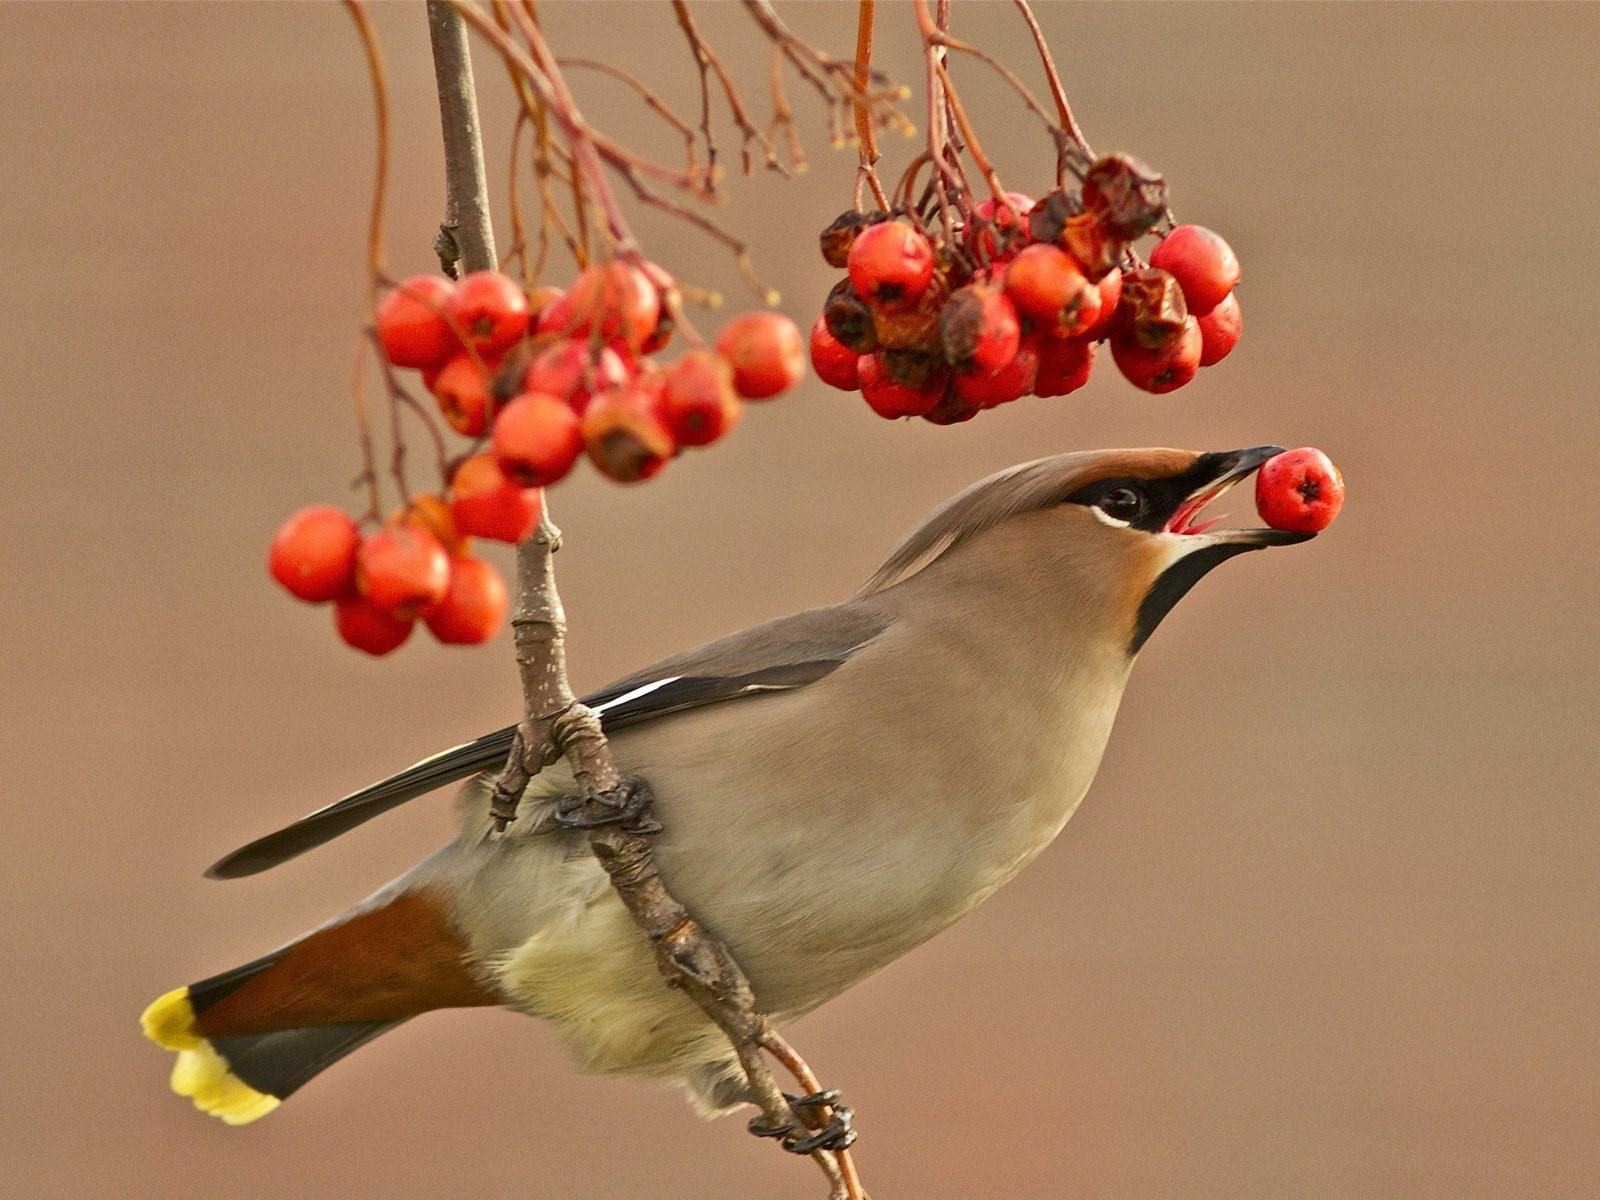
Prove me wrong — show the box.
[1026,189,1084,246]
[823,279,879,353]
[922,388,982,425]
[1117,267,1190,351]
[1061,211,1123,283]
[1081,153,1169,240]
[819,209,880,268]
[880,348,945,390]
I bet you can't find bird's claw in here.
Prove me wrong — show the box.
[747,1090,857,1155]
[551,777,663,835]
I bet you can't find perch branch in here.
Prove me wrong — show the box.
[425,6,861,1196]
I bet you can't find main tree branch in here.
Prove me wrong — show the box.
[424,6,862,1198]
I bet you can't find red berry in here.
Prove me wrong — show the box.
[424,556,508,645]
[393,493,469,557]
[809,316,860,391]
[1148,224,1239,316]
[858,353,944,418]
[968,192,1034,264]
[535,291,575,337]
[661,350,741,447]
[1079,267,1123,341]
[1196,292,1242,366]
[1110,316,1202,394]
[334,593,414,656]
[638,261,679,354]
[445,271,530,354]
[492,391,584,487]
[1003,244,1100,338]
[429,352,496,436]
[1034,337,1097,398]
[268,505,360,603]
[847,220,936,305]
[567,261,661,351]
[523,340,629,416]
[376,275,458,369]
[716,311,805,400]
[1255,447,1345,533]
[940,283,1021,375]
[581,387,676,482]
[356,525,450,619]
[953,343,1038,408]
[450,453,543,543]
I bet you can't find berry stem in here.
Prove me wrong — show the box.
[852,0,890,210]
[341,0,389,520]
[1011,0,1093,158]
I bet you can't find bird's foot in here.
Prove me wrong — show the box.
[551,776,663,835]
[747,1090,857,1155]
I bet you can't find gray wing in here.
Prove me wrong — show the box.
[205,603,890,879]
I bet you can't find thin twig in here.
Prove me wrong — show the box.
[1013,0,1092,157]
[558,56,702,179]
[671,1,783,180]
[852,0,888,209]
[342,0,387,520]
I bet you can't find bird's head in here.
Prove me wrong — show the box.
[864,446,1315,655]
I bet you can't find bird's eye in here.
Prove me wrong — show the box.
[1099,486,1146,521]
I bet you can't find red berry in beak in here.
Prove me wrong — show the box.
[449,453,543,544]
[424,555,509,645]
[1149,224,1239,316]
[445,271,530,355]
[334,594,414,656]
[1196,291,1242,366]
[376,275,458,369]
[268,505,360,603]
[1255,447,1345,533]
[716,311,805,400]
[492,391,584,487]
[847,219,936,306]
[356,525,451,619]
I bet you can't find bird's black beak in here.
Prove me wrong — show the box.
[1163,445,1316,548]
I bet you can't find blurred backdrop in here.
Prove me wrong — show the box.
[2,3,1597,1198]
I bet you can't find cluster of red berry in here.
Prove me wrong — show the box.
[808,155,1243,422]
[268,262,804,655]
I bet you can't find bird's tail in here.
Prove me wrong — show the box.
[140,885,497,1124]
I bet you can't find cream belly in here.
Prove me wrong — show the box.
[434,640,1128,1094]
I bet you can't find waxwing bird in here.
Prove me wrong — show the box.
[143,446,1313,1126]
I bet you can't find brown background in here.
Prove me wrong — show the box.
[3,3,1597,1197]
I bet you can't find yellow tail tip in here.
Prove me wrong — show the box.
[141,986,201,1051]
[142,987,280,1125]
